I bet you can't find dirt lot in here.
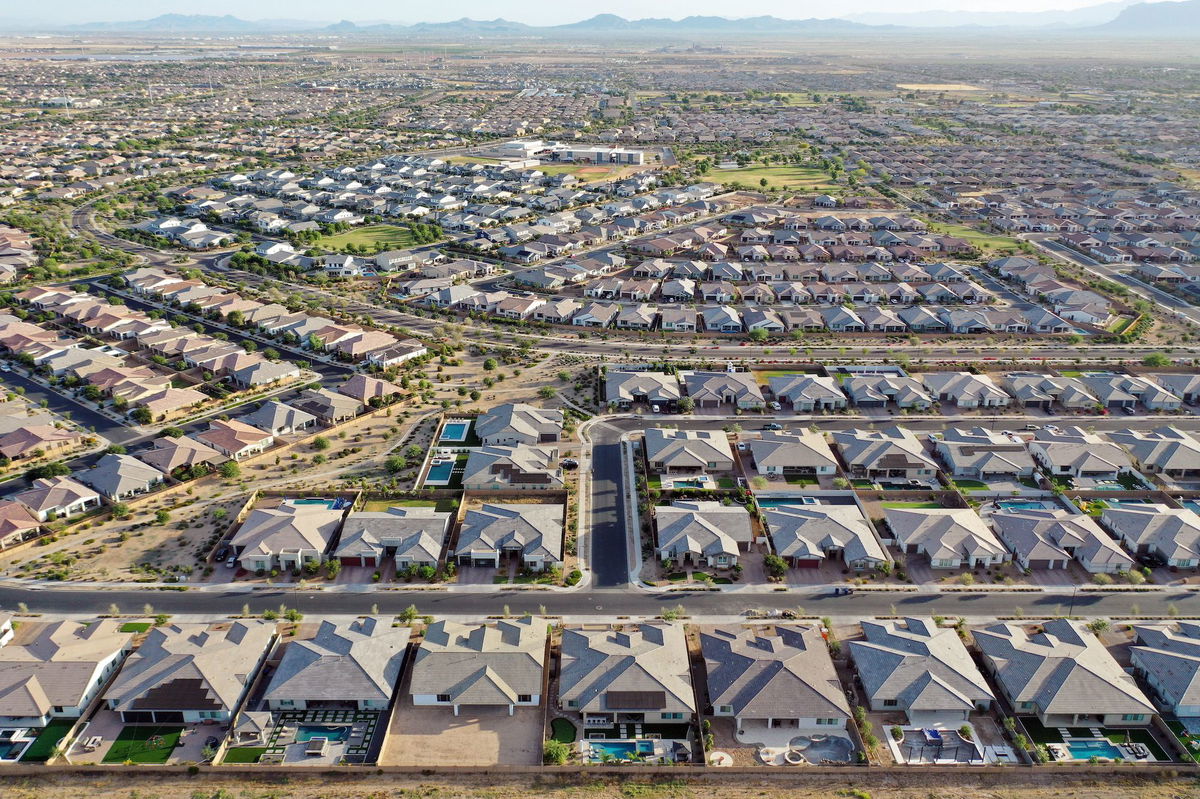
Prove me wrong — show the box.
[0,770,1194,799]
[379,703,543,766]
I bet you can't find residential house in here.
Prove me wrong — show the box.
[655,500,752,568]
[1130,623,1200,718]
[475,403,563,446]
[934,428,1034,480]
[644,428,734,474]
[702,625,852,732]
[12,476,100,521]
[832,427,937,482]
[1102,503,1200,568]
[409,618,546,715]
[229,500,345,572]
[748,432,838,477]
[765,504,886,571]
[767,374,847,411]
[454,503,563,572]
[0,620,133,728]
[974,620,1155,727]
[992,508,1133,573]
[683,371,765,409]
[193,419,274,461]
[103,622,276,723]
[78,454,165,501]
[558,623,695,728]
[240,401,318,437]
[461,445,563,491]
[604,371,682,411]
[262,617,408,711]
[885,507,1008,569]
[849,618,994,725]
[334,507,451,569]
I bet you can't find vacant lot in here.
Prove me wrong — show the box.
[379,702,543,766]
[317,224,416,252]
[713,164,839,191]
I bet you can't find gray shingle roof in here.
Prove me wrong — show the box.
[701,625,850,721]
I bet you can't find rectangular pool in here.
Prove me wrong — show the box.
[1066,739,1123,760]
[289,498,337,509]
[440,421,471,442]
[424,461,455,485]
[588,740,654,760]
[296,725,351,743]
[997,501,1052,511]
[1183,501,1200,515]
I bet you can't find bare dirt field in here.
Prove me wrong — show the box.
[0,770,1194,799]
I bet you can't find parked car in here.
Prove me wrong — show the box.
[560,458,579,469]
[762,422,783,431]
[768,401,782,411]
[225,555,237,568]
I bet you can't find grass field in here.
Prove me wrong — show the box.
[316,224,416,252]
[118,622,151,633]
[102,726,182,764]
[221,746,266,764]
[713,164,839,191]
[927,221,1023,253]
[20,719,75,762]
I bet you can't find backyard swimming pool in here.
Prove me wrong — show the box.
[296,725,351,743]
[440,420,472,442]
[425,461,455,484]
[1066,738,1123,760]
[289,498,338,509]
[587,740,654,761]
[997,501,1053,511]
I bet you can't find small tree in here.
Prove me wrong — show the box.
[154,510,171,525]
[312,436,330,451]
[219,461,241,479]
[543,739,570,765]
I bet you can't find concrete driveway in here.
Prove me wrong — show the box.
[378,701,543,766]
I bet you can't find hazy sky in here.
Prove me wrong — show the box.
[12,0,1171,25]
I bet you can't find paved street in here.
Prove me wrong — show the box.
[1,582,1194,621]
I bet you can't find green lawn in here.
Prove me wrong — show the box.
[20,719,75,762]
[102,725,182,764]
[716,478,736,489]
[1020,718,1170,761]
[882,501,943,509]
[550,718,577,744]
[1166,720,1200,763]
[222,746,266,764]
[316,224,416,252]
[926,222,1022,253]
[118,622,152,633]
[713,164,840,192]
[852,479,876,489]
[953,480,989,492]
[785,476,818,486]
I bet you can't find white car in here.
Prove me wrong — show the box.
[225,556,237,569]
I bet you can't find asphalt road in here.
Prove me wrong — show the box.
[587,440,630,587]
[0,368,137,444]
[2,583,1195,621]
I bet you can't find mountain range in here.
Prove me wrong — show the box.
[12,0,1200,37]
